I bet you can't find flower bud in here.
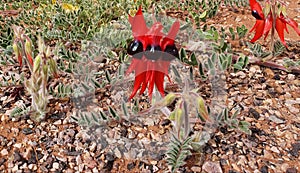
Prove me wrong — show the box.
[13,43,22,66]
[162,93,176,106]
[33,54,42,73]
[174,108,183,130]
[263,3,271,17]
[48,58,59,78]
[42,65,49,82]
[46,46,51,58]
[197,96,209,121]
[25,39,33,67]
[175,108,182,119]
[281,5,287,17]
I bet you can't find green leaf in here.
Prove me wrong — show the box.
[198,61,207,80]
[180,48,186,61]
[109,106,119,120]
[189,67,193,81]
[238,121,251,134]
[171,65,182,83]
[190,52,198,65]
[199,10,207,19]
[229,27,235,40]
[208,57,215,75]
[122,101,129,117]
[105,70,111,83]
[100,110,108,120]
[223,108,229,121]
[233,63,243,70]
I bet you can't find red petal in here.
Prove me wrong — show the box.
[158,60,171,75]
[264,30,270,40]
[147,22,163,45]
[129,6,148,39]
[250,20,265,43]
[284,17,300,36]
[263,13,272,37]
[18,54,22,67]
[147,70,156,99]
[26,52,34,67]
[126,58,139,75]
[129,72,146,100]
[154,71,165,97]
[275,18,287,47]
[161,20,180,50]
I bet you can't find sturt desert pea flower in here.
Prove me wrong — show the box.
[126,6,180,100]
[249,0,300,47]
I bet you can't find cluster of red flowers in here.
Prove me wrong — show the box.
[249,0,300,47]
[126,6,180,100]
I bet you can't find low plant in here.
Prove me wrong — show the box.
[11,26,58,121]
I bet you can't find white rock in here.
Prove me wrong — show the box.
[191,166,202,172]
[12,165,18,172]
[1,149,8,156]
[270,146,280,154]
[114,148,122,158]
[202,161,223,173]
[53,120,62,125]
[53,162,60,169]
[13,143,22,149]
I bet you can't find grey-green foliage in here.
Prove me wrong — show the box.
[216,108,251,134]
[247,42,271,58]
[233,54,249,71]
[166,135,192,173]
[283,58,300,68]
[49,83,73,98]
[273,40,286,57]
[223,0,248,7]
[0,0,138,51]
[10,103,30,119]
[247,40,286,58]
[71,106,120,126]
[229,25,248,40]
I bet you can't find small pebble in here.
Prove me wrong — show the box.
[53,162,60,169]
[22,128,33,135]
[1,149,8,156]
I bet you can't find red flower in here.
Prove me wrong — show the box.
[126,6,180,100]
[249,0,300,47]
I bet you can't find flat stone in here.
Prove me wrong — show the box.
[1,149,8,156]
[202,161,223,173]
[191,166,202,172]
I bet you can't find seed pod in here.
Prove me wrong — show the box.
[174,108,183,130]
[46,46,51,58]
[48,58,59,78]
[197,97,209,121]
[25,39,33,67]
[13,42,22,66]
[162,93,176,106]
[33,54,42,73]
